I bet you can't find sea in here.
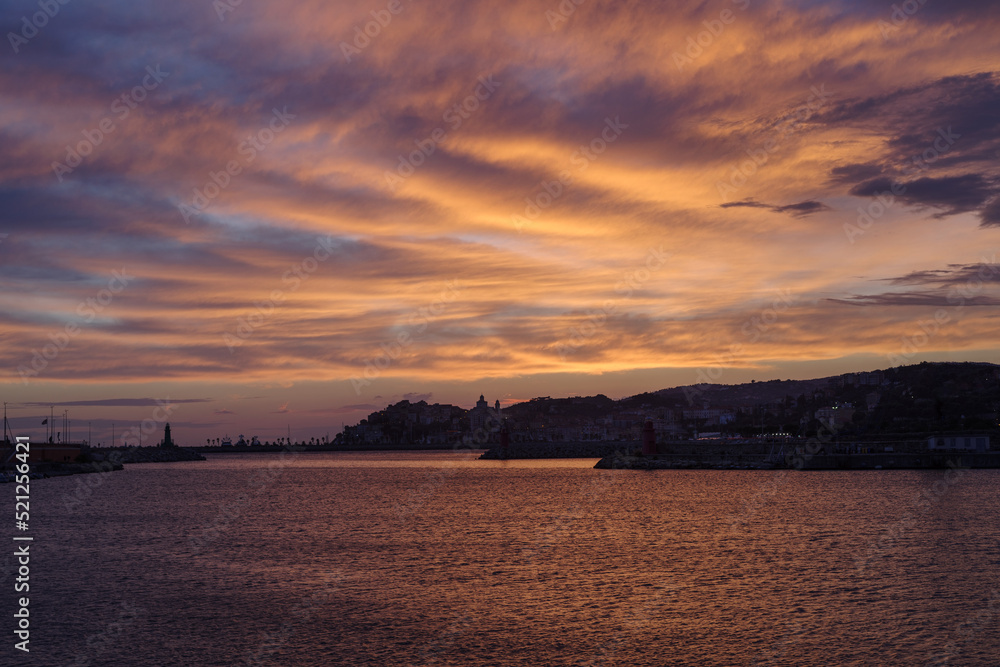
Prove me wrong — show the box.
[11,450,1000,666]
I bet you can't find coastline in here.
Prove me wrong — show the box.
[593,451,1000,470]
[476,438,1000,470]
[91,446,207,464]
[0,445,205,482]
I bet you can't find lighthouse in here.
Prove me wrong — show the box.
[642,420,657,456]
[499,420,510,459]
[162,423,175,448]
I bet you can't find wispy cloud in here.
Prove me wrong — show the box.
[720,198,831,217]
[20,398,211,407]
[1,0,999,434]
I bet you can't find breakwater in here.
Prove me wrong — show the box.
[92,446,206,463]
[1,446,202,483]
[594,450,1000,470]
[594,453,779,470]
[479,441,635,459]
[479,439,1000,470]
[480,440,774,461]
[796,451,1000,470]
[0,459,125,482]
[194,443,468,453]
[37,459,125,476]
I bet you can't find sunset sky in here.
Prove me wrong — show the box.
[2,0,999,445]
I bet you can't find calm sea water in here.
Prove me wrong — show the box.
[11,451,1000,665]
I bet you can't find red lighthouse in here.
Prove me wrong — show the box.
[499,420,510,458]
[642,420,657,456]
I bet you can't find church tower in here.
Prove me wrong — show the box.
[470,394,494,432]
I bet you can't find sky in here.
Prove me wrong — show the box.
[1,0,999,446]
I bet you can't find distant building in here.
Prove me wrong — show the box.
[815,404,855,429]
[469,394,501,433]
[654,420,687,438]
[927,435,990,452]
[682,408,735,425]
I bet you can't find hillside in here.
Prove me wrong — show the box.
[338,362,1000,446]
